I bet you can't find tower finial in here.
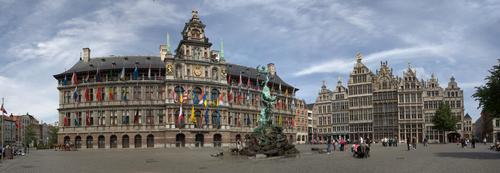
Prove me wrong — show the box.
[192,9,199,19]
[322,80,327,88]
[220,39,224,58]
[166,32,171,52]
[355,52,362,63]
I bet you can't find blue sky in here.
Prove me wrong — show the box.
[0,0,498,123]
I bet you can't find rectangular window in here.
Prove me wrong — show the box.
[122,110,129,125]
[134,86,141,100]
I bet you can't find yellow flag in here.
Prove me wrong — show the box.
[278,114,283,127]
[180,94,183,104]
[190,105,196,125]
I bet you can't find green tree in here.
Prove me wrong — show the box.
[48,126,59,147]
[24,124,37,147]
[473,59,500,118]
[433,102,458,141]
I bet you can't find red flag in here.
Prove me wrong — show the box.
[63,116,68,127]
[134,110,139,124]
[227,75,231,85]
[71,72,78,85]
[96,87,102,101]
[0,102,7,114]
[228,90,233,104]
[108,87,113,101]
[84,87,90,101]
[86,111,90,126]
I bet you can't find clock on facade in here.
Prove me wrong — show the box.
[194,66,203,76]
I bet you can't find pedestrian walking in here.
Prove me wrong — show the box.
[326,138,332,154]
[483,138,487,145]
[407,138,411,151]
[412,137,417,150]
[423,137,428,147]
[471,138,476,149]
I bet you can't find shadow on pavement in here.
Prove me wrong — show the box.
[435,152,500,160]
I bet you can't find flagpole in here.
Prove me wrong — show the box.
[1,97,5,149]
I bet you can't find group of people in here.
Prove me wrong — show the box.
[325,137,348,153]
[380,137,398,147]
[459,138,477,148]
[0,145,26,160]
[350,137,370,158]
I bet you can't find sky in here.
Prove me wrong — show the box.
[0,0,498,123]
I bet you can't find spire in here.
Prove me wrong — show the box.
[191,9,199,20]
[337,76,342,85]
[321,80,327,89]
[220,39,224,58]
[355,52,362,63]
[431,73,436,80]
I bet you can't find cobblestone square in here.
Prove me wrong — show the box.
[1,143,499,173]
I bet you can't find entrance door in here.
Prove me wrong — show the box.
[176,134,185,147]
[195,134,204,147]
[213,134,222,147]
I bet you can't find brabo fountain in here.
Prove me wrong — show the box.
[239,63,299,157]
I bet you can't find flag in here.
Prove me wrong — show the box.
[96,67,101,82]
[108,87,113,101]
[279,82,282,93]
[204,108,209,127]
[86,111,90,126]
[278,114,283,127]
[120,67,126,80]
[219,93,224,106]
[238,72,242,87]
[177,106,184,127]
[246,114,251,126]
[190,105,196,126]
[179,92,183,104]
[193,91,198,105]
[198,90,205,105]
[63,116,68,127]
[0,102,7,114]
[133,66,139,80]
[183,91,188,104]
[247,76,251,88]
[63,75,67,86]
[148,64,152,79]
[85,72,90,83]
[96,87,102,102]
[71,72,78,85]
[121,87,128,101]
[256,77,260,90]
[216,110,221,129]
[73,87,79,102]
[134,109,139,124]
[228,89,233,104]
[74,115,79,127]
[227,75,231,85]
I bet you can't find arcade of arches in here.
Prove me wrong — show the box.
[60,132,295,149]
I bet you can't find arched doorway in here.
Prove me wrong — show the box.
[135,134,142,148]
[64,136,70,145]
[176,133,185,147]
[98,135,105,148]
[289,135,294,143]
[213,134,222,147]
[110,135,117,148]
[122,135,129,148]
[147,134,154,148]
[195,134,204,147]
[75,136,82,148]
[86,136,93,148]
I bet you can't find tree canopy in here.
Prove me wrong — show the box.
[432,102,457,132]
[473,59,500,118]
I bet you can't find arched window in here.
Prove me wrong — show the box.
[64,136,70,145]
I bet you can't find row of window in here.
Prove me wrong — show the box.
[348,84,372,95]
[349,96,373,107]
[349,109,373,121]
[63,85,164,104]
[398,93,423,103]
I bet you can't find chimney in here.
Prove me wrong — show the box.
[82,48,91,63]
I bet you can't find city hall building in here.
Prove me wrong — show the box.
[54,11,303,149]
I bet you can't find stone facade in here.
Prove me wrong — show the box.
[53,11,301,149]
[313,53,466,143]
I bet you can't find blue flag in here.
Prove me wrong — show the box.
[216,110,221,129]
[63,75,67,86]
[204,108,209,127]
[133,66,139,80]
